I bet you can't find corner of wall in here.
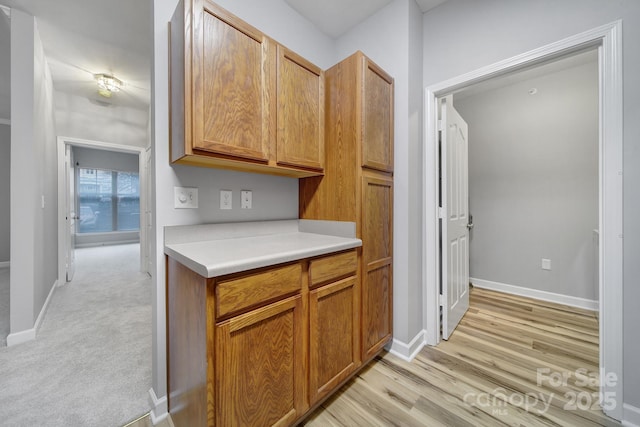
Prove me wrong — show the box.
[148,388,169,425]
[389,329,427,362]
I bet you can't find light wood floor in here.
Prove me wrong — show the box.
[137,288,617,427]
[303,287,619,427]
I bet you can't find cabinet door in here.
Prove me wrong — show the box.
[195,6,270,162]
[361,174,393,360]
[361,58,394,173]
[309,277,358,404]
[276,45,324,171]
[215,295,305,427]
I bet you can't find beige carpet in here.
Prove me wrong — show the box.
[0,244,151,426]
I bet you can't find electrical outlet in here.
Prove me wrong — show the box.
[541,258,551,270]
[174,187,198,209]
[220,190,232,210]
[241,190,252,209]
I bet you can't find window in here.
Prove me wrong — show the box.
[77,168,140,233]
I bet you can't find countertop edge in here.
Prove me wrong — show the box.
[164,233,362,278]
[208,239,361,277]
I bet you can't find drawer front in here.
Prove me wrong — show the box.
[216,263,302,318]
[309,250,357,287]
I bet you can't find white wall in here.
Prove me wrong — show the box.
[0,123,9,262]
[151,0,334,413]
[55,90,149,148]
[455,60,599,301]
[0,9,9,120]
[9,9,57,338]
[423,0,640,413]
[73,146,139,173]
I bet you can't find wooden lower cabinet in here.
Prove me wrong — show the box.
[309,276,359,404]
[215,295,305,427]
[167,248,366,427]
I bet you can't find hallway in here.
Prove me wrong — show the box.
[0,244,151,426]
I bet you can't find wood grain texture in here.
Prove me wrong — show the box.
[166,256,208,427]
[309,250,357,288]
[361,173,393,360]
[174,153,324,177]
[362,174,393,264]
[169,0,324,177]
[304,288,618,427]
[361,57,394,173]
[216,262,301,319]
[199,7,269,161]
[309,276,359,404]
[276,45,324,171]
[299,50,394,368]
[215,295,304,427]
[299,52,359,222]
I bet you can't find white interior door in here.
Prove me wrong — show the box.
[65,145,76,282]
[441,95,470,340]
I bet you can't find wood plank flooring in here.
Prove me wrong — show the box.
[303,287,619,426]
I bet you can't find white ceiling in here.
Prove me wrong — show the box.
[0,0,151,110]
[455,48,599,101]
[0,0,453,116]
[284,0,448,38]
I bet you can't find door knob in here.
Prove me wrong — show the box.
[466,222,474,230]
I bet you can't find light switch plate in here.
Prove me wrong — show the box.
[541,258,551,270]
[241,190,252,209]
[220,190,232,210]
[174,187,198,209]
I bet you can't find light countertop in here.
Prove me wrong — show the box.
[164,220,361,278]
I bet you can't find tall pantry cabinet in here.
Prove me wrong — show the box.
[300,51,394,362]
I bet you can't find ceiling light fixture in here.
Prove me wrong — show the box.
[95,73,122,98]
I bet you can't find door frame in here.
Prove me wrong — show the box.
[56,136,149,284]
[422,21,623,420]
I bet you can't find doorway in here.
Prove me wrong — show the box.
[57,136,149,283]
[423,22,623,420]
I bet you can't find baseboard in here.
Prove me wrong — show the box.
[148,388,168,425]
[75,239,140,249]
[6,328,36,346]
[471,278,599,311]
[623,403,640,427]
[389,329,426,362]
[35,279,58,332]
[0,261,9,268]
[7,279,58,347]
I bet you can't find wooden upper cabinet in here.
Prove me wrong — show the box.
[276,46,324,171]
[196,8,270,162]
[361,58,394,173]
[169,0,324,177]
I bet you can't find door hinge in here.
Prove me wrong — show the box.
[438,294,444,307]
[438,207,445,219]
[437,119,443,131]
